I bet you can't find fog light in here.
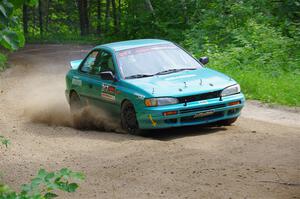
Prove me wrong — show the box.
[228,101,241,106]
[163,111,178,116]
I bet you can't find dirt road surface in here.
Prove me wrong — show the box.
[0,45,299,199]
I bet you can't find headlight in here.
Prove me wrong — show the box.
[144,97,179,107]
[221,84,241,97]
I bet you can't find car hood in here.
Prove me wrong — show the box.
[124,68,237,97]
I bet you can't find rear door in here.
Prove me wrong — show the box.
[76,50,100,104]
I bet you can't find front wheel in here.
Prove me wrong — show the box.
[121,101,141,135]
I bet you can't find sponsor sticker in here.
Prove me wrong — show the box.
[193,111,214,118]
[72,78,82,86]
[199,100,208,104]
[101,84,116,102]
[101,92,116,101]
[165,74,196,80]
[148,114,157,127]
[134,93,145,100]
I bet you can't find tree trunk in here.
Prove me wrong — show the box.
[144,0,154,13]
[105,0,110,33]
[181,0,188,24]
[33,7,36,36]
[97,0,102,34]
[111,0,118,32]
[23,3,28,37]
[118,0,121,29]
[78,0,89,36]
[38,0,43,38]
[45,0,50,32]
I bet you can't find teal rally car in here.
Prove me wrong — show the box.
[65,39,245,134]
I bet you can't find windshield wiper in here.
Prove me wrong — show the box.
[154,68,196,75]
[126,74,154,79]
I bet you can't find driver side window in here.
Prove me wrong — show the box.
[99,51,115,74]
[80,51,99,73]
[81,50,116,77]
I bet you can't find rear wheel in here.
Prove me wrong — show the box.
[121,101,140,135]
[69,92,85,129]
[217,117,238,126]
[70,92,83,114]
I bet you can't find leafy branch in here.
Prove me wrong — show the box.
[0,0,28,50]
[0,168,85,199]
[0,135,85,199]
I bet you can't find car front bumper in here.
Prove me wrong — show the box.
[136,93,245,129]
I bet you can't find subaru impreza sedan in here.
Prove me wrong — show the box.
[65,39,245,134]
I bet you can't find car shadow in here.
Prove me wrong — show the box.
[26,117,228,143]
[141,124,228,141]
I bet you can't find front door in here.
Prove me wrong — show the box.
[86,50,119,116]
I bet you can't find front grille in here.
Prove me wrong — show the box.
[181,112,224,123]
[180,104,226,114]
[177,90,221,104]
[165,118,178,124]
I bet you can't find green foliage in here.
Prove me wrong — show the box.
[193,22,300,106]
[204,20,299,73]
[0,168,85,199]
[11,0,37,8]
[182,0,299,106]
[0,0,25,50]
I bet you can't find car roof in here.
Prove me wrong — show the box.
[94,39,172,52]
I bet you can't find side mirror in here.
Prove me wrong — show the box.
[199,57,209,65]
[100,71,116,81]
[70,59,83,70]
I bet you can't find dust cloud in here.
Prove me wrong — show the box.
[8,46,124,133]
[71,106,124,132]
[24,99,124,133]
[23,100,72,127]
[21,77,124,133]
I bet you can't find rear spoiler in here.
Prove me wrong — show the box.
[70,59,83,70]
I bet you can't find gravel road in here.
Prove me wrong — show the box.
[0,44,299,199]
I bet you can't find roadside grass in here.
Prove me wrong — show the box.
[211,67,300,107]
[0,53,7,71]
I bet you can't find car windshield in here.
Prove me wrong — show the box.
[116,43,202,79]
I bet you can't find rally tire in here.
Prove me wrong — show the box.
[121,101,141,135]
[70,92,83,114]
[70,92,86,129]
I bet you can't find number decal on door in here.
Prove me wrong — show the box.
[101,84,116,102]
